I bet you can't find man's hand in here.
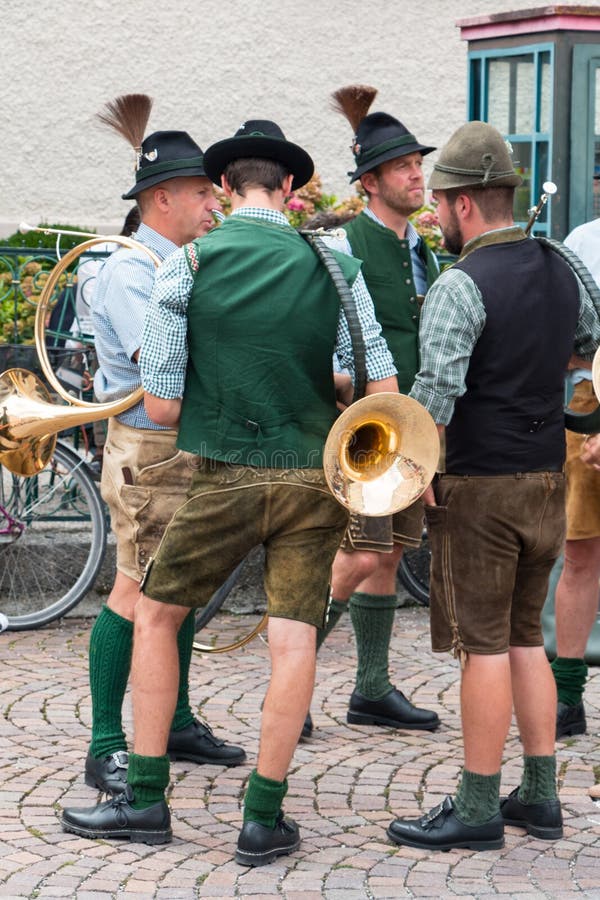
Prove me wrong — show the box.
[580,433,600,470]
[422,483,436,507]
[144,392,182,427]
[334,371,353,411]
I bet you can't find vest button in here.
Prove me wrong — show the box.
[409,297,415,303]
[402,261,409,267]
[405,278,411,285]
[412,314,417,321]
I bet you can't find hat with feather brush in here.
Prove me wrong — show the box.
[96,93,207,199]
[331,84,435,182]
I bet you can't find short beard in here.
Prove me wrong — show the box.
[377,181,424,218]
[441,207,463,255]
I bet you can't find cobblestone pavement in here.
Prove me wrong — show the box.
[1,607,599,899]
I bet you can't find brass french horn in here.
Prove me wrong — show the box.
[0,230,159,476]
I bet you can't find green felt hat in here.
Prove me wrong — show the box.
[428,121,522,191]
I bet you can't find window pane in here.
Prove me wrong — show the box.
[512,142,532,223]
[540,52,551,133]
[488,60,510,133]
[515,60,535,132]
[487,55,535,135]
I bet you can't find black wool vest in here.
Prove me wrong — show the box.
[446,237,579,475]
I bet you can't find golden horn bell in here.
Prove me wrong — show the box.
[323,392,440,516]
[0,367,143,476]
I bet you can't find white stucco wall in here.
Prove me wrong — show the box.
[0,0,594,237]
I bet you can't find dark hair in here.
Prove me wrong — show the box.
[120,205,140,236]
[445,185,514,222]
[223,157,290,196]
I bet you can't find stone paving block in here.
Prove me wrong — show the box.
[2,610,600,898]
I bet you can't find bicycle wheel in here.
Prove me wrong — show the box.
[0,441,107,631]
[397,527,430,607]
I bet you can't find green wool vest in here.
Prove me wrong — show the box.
[178,215,361,468]
[344,211,438,393]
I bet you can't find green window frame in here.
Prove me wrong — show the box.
[468,43,554,235]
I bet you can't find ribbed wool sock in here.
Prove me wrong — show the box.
[519,755,557,804]
[243,769,288,828]
[316,598,348,651]
[89,605,133,759]
[127,752,170,810]
[170,610,196,733]
[551,656,588,706]
[349,592,397,699]
[454,768,501,825]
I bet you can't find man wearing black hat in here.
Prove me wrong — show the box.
[386,120,600,851]
[307,87,440,736]
[79,99,246,800]
[61,119,398,864]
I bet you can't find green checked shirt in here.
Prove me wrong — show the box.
[140,206,396,400]
[410,229,600,425]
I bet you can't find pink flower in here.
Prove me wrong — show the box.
[286,196,305,211]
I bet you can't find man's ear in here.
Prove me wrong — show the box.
[221,175,233,198]
[455,193,472,220]
[152,186,170,212]
[360,171,377,195]
[282,173,294,197]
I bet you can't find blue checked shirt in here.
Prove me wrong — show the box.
[410,229,600,424]
[92,223,179,429]
[140,207,396,400]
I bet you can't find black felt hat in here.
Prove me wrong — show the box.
[203,120,314,190]
[349,112,435,182]
[122,130,207,199]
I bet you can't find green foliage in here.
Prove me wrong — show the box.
[0,222,91,344]
[1,223,95,251]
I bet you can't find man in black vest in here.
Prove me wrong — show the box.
[305,86,440,738]
[386,121,600,851]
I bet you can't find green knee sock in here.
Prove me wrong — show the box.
[170,610,196,733]
[349,592,397,699]
[89,605,133,759]
[127,752,170,809]
[243,769,288,828]
[454,769,501,825]
[316,598,347,651]
[551,656,588,706]
[519,755,557,804]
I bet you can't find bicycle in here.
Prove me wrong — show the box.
[0,439,107,632]
[397,527,430,607]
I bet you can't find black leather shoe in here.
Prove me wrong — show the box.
[235,811,300,866]
[500,787,563,839]
[387,796,504,851]
[347,688,440,731]
[85,750,128,795]
[301,712,313,740]
[556,701,586,739]
[167,718,246,767]
[61,784,171,845]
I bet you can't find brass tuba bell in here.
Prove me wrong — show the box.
[323,392,440,516]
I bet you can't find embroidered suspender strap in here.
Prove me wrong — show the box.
[183,241,200,274]
[301,231,367,402]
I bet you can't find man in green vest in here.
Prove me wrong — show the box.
[305,86,440,736]
[60,119,399,865]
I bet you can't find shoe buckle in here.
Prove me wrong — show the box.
[420,796,453,828]
[112,750,129,770]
